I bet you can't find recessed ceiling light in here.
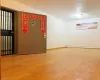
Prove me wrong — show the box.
[69,12,89,19]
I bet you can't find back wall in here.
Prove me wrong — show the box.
[65,18,100,48]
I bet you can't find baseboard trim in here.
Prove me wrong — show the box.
[47,46,67,51]
[67,46,100,49]
[83,47,100,49]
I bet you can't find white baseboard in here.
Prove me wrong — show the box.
[67,45,100,49]
[47,46,67,50]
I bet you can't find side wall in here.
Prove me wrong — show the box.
[1,0,67,49]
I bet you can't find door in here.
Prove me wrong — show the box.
[17,12,46,54]
[0,8,14,55]
[28,19,46,53]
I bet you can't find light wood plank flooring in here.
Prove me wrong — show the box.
[1,48,100,80]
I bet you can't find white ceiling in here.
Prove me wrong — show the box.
[13,0,100,19]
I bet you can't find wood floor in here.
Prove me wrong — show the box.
[1,48,100,80]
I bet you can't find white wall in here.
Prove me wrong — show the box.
[1,0,67,49]
[47,17,67,49]
[66,18,100,48]
[2,0,100,49]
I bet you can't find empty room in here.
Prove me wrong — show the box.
[0,0,100,80]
